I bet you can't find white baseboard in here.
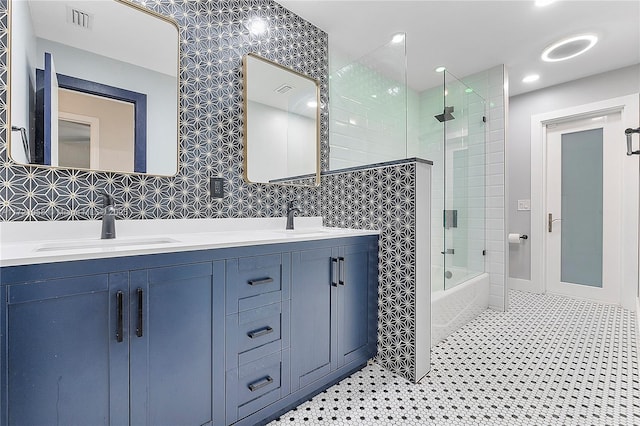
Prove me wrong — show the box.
[508,277,542,294]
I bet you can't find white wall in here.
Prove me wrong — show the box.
[508,64,640,281]
[246,101,316,182]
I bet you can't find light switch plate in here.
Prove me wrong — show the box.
[210,177,224,199]
[517,199,531,211]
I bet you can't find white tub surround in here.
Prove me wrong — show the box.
[0,217,379,267]
[431,272,490,347]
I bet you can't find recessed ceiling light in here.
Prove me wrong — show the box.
[541,34,598,62]
[391,33,405,44]
[535,0,556,7]
[522,74,540,83]
[435,66,446,73]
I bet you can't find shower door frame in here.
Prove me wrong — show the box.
[530,94,639,309]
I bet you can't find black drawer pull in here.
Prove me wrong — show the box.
[116,291,124,343]
[248,376,274,392]
[248,277,274,286]
[247,326,274,339]
[338,257,345,285]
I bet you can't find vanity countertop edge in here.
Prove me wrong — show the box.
[0,217,379,267]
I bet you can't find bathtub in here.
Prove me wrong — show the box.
[431,268,490,347]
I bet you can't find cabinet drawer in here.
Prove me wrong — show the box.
[226,254,285,313]
[237,254,282,297]
[238,302,282,354]
[226,350,291,423]
[237,351,282,405]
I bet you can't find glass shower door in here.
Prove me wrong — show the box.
[442,72,486,290]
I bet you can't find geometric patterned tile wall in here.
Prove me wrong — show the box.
[322,161,419,382]
[0,0,328,221]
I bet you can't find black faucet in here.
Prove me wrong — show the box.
[286,201,300,230]
[101,192,116,239]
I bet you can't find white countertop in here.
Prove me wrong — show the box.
[0,217,379,267]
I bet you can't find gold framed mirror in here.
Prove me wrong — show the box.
[243,53,320,187]
[8,0,180,176]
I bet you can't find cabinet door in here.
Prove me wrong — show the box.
[130,262,219,426]
[6,272,129,426]
[337,244,371,367]
[290,247,337,391]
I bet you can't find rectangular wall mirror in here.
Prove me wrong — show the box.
[9,0,179,176]
[243,53,320,186]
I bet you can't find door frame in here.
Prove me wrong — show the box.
[531,94,639,309]
[58,111,100,169]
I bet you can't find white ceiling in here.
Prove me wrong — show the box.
[27,0,178,77]
[276,0,640,96]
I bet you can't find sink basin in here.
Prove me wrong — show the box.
[36,237,179,252]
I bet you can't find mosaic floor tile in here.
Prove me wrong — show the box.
[271,291,640,425]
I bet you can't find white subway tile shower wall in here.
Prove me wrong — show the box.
[329,53,408,169]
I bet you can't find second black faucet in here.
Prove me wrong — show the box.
[286,201,300,230]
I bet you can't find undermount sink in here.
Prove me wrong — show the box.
[36,237,179,252]
[274,229,331,237]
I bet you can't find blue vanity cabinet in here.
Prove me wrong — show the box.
[224,253,292,425]
[289,246,335,391]
[129,262,220,426]
[4,272,130,426]
[336,243,376,368]
[1,234,378,426]
[1,257,224,426]
[289,240,378,393]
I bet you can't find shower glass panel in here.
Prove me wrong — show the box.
[329,36,407,170]
[441,72,486,291]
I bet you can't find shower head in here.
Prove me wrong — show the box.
[435,106,455,122]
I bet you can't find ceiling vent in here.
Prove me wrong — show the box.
[274,84,294,94]
[67,7,93,30]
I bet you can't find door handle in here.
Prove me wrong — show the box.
[136,288,143,338]
[548,213,561,232]
[331,257,338,287]
[338,257,345,285]
[116,290,124,343]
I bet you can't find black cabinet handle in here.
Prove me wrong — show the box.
[116,291,124,343]
[248,277,273,286]
[248,376,273,392]
[338,257,345,285]
[136,288,143,338]
[247,326,273,339]
[331,257,338,287]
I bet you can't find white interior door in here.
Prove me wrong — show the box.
[545,112,623,303]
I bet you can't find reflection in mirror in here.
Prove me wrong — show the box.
[9,0,179,176]
[243,53,320,186]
